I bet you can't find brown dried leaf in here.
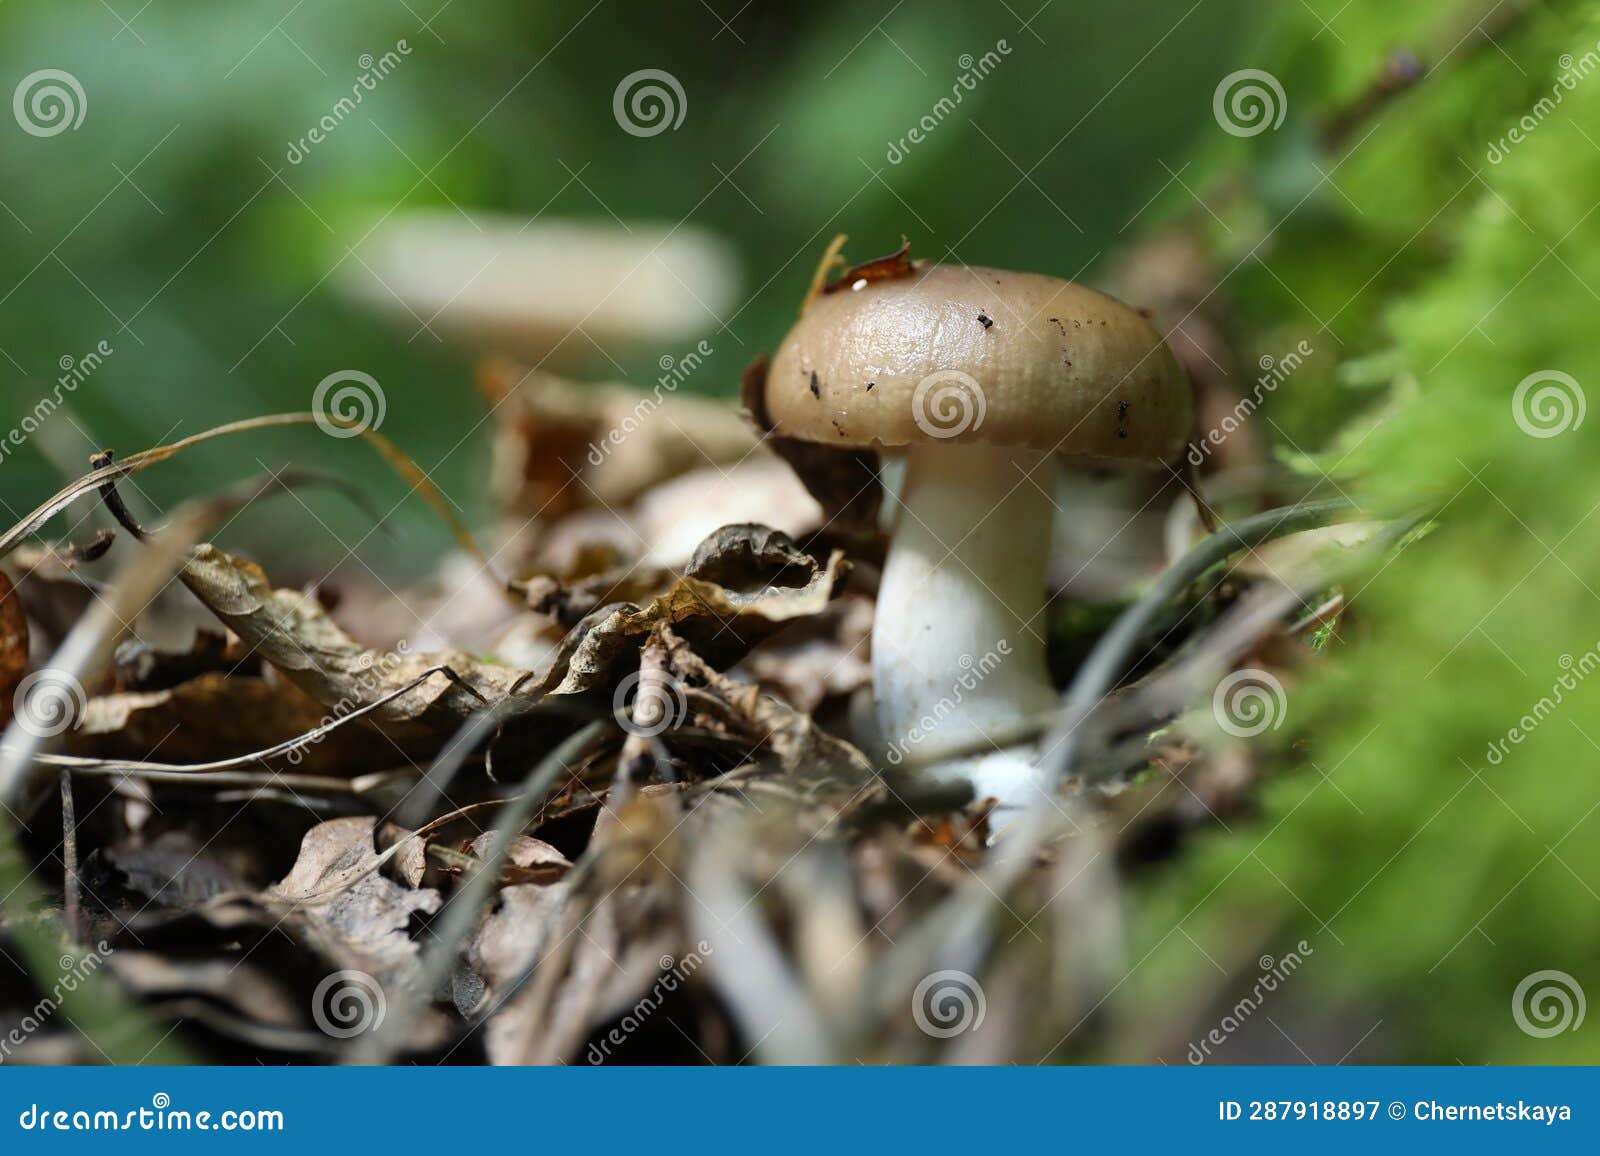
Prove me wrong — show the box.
[178,543,528,730]
[468,880,574,1006]
[112,630,255,692]
[488,803,690,1064]
[66,672,402,774]
[534,524,847,696]
[822,236,914,294]
[658,626,874,780]
[267,817,442,987]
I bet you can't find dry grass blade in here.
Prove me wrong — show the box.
[0,412,503,590]
[689,821,836,1064]
[14,666,461,791]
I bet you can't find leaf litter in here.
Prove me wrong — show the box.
[0,286,1406,1065]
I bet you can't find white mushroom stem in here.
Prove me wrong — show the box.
[875,442,1058,808]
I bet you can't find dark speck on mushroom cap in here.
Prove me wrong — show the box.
[765,261,1190,464]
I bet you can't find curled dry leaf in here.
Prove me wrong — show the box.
[822,237,915,295]
[656,626,874,780]
[178,543,527,732]
[267,817,441,990]
[533,524,848,696]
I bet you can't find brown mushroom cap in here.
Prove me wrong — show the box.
[765,263,1190,462]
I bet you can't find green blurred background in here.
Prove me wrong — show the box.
[0,0,1251,573]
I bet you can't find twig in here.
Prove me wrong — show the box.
[88,450,148,540]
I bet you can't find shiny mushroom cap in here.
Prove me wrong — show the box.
[765,262,1190,463]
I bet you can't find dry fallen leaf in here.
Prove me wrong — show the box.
[67,672,405,774]
[533,524,849,696]
[267,817,442,990]
[178,543,528,733]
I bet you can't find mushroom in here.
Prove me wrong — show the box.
[339,211,739,365]
[766,260,1189,812]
